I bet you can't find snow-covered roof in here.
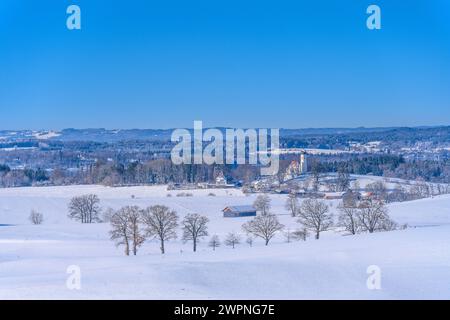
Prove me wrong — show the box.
[223,205,256,213]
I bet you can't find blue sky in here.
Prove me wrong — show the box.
[0,0,449,129]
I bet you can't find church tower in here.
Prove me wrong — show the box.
[300,151,307,174]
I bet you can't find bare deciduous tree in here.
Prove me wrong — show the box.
[68,194,101,223]
[358,200,394,233]
[379,216,398,231]
[246,236,254,247]
[141,205,178,254]
[351,180,361,192]
[292,228,309,241]
[181,213,209,252]
[225,232,241,249]
[284,228,292,243]
[126,206,145,256]
[388,185,408,203]
[366,181,388,201]
[208,235,221,251]
[109,206,145,256]
[337,164,350,192]
[310,160,322,192]
[337,202,360,235]
[285,193,299,217]
[297,199,333,239]
[301,179,311,192]
[242,214,284,246]
[342,190,360,207]
[101,207,115,223]
[29,209,44,225]
[109,208,131,256]
[411,180,431,199]
[253,194,271,216]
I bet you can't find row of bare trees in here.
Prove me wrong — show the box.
[284,192,399,238]
[209,232,242,249]
[337,199,398,235]
[284,194,334,239]
[66,194,285,254]
[109,205,209,256]
[255,194,332,240]
[71,193,398,256]
[237,195,388,245]
[208,214,287,250]
[208,229,283,250]
[109,205,288,255]
[68,194,101,223]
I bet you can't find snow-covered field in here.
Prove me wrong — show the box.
[1,185,450,299]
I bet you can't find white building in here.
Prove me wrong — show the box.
[284,151,308,181]
[215,170,227,186]
[300,151,308,174]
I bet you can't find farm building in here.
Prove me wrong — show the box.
[222,205,257,218]
[323,191,346,200]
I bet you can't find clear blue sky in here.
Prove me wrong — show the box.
[1,0,449,129]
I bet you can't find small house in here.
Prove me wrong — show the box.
[323,191,346,200]
[222,205,257,218]
[215,172,227,186]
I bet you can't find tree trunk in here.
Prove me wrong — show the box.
[315,231,320,240]
[160,239,165,254]
[125,241,130,256]
[193,239,197,252]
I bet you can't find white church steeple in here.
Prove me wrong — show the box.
[300,151,307,174]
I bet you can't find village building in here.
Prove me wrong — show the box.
[283,151,308,181]
[215,170,227,186]
[222,205,257,218]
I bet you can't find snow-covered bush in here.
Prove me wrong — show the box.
[176,192,194,197]
[29,210,44,225]
[225,232,241,249]
[208,235,221,251]
[291,228,309,241]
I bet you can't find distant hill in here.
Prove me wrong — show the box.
[0,126,449,143]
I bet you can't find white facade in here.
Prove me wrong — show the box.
[300,152,308,174]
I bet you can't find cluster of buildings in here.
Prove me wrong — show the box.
[168,170,236,190]
[284,151,308,181]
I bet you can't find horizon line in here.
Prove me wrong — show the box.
[2,124,450,132]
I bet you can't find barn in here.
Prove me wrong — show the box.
[222,205,257,218]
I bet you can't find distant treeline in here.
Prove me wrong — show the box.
[317,155,450,183]
[281,126,450,149]
[0,154,449,188]
[0,159,259,188]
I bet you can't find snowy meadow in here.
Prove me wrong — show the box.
[1,184,450,299]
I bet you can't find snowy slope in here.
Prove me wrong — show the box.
[1,185,450,299]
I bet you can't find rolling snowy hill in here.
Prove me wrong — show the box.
[1,185,450,299]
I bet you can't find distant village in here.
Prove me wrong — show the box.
[167,151,450,207]
[1,126,450,188]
